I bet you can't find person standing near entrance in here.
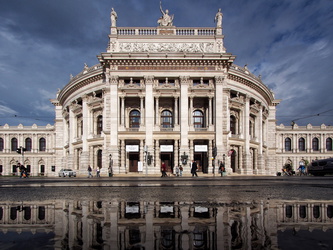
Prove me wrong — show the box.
[191,160,198,177]
[219,162,225,177]
[87,165,93,178]
[161,162,167,177]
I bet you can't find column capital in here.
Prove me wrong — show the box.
[179,75,190,83]
[144,75,154,83]
[214,75,225,84]
[109,75,119,85]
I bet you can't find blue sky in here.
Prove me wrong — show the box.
[0,0,332,126]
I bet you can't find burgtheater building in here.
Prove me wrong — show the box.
[0,8,332,176]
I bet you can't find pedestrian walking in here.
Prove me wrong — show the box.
[179,165,183,176]
[87,165,93,178]
[96,167,100,177]
[175,165,179,177]
[191,160,198,177]
[219,162,225,177]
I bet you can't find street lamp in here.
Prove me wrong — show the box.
[181,152,188,165]
[16,146,26,164]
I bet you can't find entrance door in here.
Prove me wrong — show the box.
[194,153,208,173]
[129,153,139,172]
[230,150,236,172]
[161,153,173,173]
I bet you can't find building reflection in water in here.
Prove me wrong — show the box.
[0,199,332,249]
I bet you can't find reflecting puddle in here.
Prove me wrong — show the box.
[0,199,332,249]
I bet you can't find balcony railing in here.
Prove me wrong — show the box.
[117,27,216,36]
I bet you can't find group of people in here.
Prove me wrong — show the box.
[87,165,101,178]
[161,160,227,177]
[161,162,184,177]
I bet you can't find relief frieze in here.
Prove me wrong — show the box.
[118,65,215,71]
[118,42,215,53]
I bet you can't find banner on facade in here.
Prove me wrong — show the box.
[126,145,139,152]
[126,205,139,213]
[138,161,143,172]
[160,205,173,213]
[195,145,207,152]
[195,206,208,213]
[160,145,173,152]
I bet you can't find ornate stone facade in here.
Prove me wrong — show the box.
[0,8,332,176]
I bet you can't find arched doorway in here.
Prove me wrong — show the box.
[229,149,237,172]
[97,149,102,169]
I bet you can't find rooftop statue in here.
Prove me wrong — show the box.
[110,7,118,27]
[157,1,174,26]
[214,8,223,28]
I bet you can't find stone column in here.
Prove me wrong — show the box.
[190,139,194,164]
[121,96,125,127]
[174,140,179,169]
[144,76,154,167]
[257,105,264,174]
[179,76,189,164]
[80,95,89,171]
[140,96,144,126]
[209,140,213,174]
[155,96,160,126]
[209,96,213,126]
[140,140,144,173]
[189,96,193,126]
[156,140,160,172]
[293,134,297,153]
[174,97,178,126]
[242,96,251,174]
[67,106,75,170]
[215,76,227,165]
[109,75,119,170]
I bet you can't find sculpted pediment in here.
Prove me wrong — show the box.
[119,79,145,90]
[230,96,245,108]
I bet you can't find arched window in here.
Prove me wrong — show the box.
[299,138,305,151]
[230,115,236,134]
[0,138,3,151]
[129,110,140,128]
[326,138,333,151]
[97,115,103,135]
[312,137,319,151]
[11,138,18,151]
[39,138,46,151]
[25,138,32,152]
[161,110,173,128]
[193,110,204,128]
[285,138,292,151]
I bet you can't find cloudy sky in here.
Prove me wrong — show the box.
[0,0,332,127]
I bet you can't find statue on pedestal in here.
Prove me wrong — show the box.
[214,8,223,28]
[111,8,118,27]
[157,1,174,26]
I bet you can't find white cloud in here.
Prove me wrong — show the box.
[0,104,17,115]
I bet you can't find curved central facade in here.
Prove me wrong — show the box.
[51,10,279,176]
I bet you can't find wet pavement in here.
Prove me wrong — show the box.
[0,176,332,249]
